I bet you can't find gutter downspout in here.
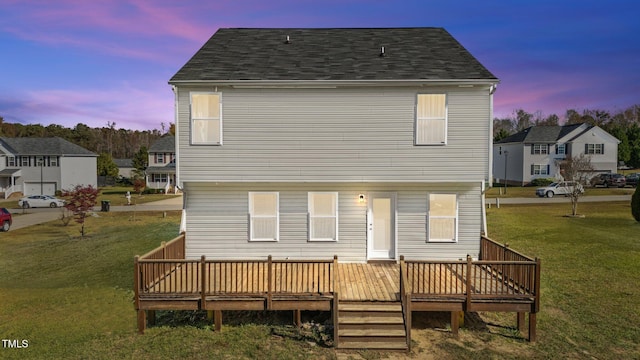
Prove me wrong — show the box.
[171,85,186,236]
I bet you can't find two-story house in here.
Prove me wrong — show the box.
[169,28,499,262]
[493,124,620,186]
[145,135,176,193]
[0,137,97,198]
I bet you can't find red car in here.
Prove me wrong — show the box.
[1,207,12,231]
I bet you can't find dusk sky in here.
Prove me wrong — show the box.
[1,0,638,131]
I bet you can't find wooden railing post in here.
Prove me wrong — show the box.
[332,255,339,348]
[161,241,167,259]
[134,256,140,310]
[466,255,473,310]
[534,257,541,313]
[201,255,207,310]
[267,255,273,310]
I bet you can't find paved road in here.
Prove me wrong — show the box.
[486,194,631,205]
[7,195,183,231]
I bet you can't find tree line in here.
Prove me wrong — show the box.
[494,105,640,168]
[0,117,174,159]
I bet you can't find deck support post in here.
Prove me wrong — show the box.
[137,310,146,334]
[517,312,525,333]
[148,310,156,326]
[214,310,222,332]
[528,312,537,342]
[294,310,301,327]
[450,311,460,336]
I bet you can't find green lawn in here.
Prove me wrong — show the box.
[1,203,639,359]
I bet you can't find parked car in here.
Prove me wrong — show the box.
[535,181,584,198]
[0,208,11,231]
[590,173,626,188]
[625,173,640,188]
[18,195,66,208]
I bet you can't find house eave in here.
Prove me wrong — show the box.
[168,79,499,88]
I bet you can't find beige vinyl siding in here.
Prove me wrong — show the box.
[176,86,491,183]
[184,182,481,262]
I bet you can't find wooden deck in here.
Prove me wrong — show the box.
[134,235,541,348]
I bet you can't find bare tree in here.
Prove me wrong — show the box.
[556,154,594,216]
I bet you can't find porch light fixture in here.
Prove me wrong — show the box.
[358,194,365,203]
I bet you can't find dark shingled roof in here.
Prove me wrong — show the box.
[113,158,133,168]
[0,137,96,156]
[170,28,497,82]
[496,124,588,144]
[149,135,175,152]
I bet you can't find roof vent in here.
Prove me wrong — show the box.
[284,35,291,44]
[379,46,385,57]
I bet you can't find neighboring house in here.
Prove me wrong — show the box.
[169,28,499,262]
[0,137,97,198]
[146,135,176,192]
[494,124,620,186]
[114,158,134,179]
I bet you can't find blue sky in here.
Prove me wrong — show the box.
[1,0,638,130]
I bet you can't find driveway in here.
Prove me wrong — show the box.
[7,195,183,231]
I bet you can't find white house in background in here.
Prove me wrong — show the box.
[493,123,620,186]
[145,135,176,193]
[169,28,499,262]
[0,137,97,198]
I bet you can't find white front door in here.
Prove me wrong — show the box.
[367,192,396,260]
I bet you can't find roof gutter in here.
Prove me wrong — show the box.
[168,79,500,88]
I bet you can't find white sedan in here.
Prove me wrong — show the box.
[18,195,66,208]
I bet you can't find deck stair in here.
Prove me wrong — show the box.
[337,301,408,351]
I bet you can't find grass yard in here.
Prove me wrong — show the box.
[1,202,639,359]
[485,185,634,198]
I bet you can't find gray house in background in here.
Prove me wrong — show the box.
[146,135,176,192]
[0,137,97,198]
[169,28,498,262]
[114,158,134,179]
[494,123,620,186]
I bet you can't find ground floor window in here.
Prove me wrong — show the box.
[249,192,279,241]
[428,193,457,242]
[531,164,550,175]
[151,174,168,183]
[308,192,338,241]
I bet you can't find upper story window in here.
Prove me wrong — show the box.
[190,92,221,145]
[308,192,338,242]
[532,144,548,155]
[585,143,604,154]
[156,153,165,164]
[49,156,59,167]
[556,143,566,155]
[7,156,16,167]
[249,192,279,241]
[428,194,457,242]
[21,156,29,167]
[416,94,447,145]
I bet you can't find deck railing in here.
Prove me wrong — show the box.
[135,239,337,311]
[399,256,412,351]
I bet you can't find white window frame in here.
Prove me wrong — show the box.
[308,192,339,242]
[49,156,58,167]
[248,192,279,242]
[556,143,566,155]
[7,156,16,167]
[190,92,222,145]
[152,173,168,183]
[532,164,549,175]
[586,143,604,154]
[21,156,29,167]
[532,144,548,155]
[415,93,447,145]
[156,153,165,164]
[427,193,458,243]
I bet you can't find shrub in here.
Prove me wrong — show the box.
[530,178,555,187]
[632,182,640,222]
